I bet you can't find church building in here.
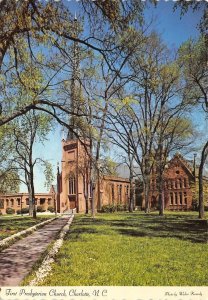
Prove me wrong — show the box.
[56,138,131,213]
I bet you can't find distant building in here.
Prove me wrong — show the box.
[0,186,56,215]
[141,153,208,211]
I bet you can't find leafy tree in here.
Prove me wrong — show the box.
[178,37,208,219]
[174,1,208,34]
[0,0,149,129]
[0,125,20,193]
[107,33,194,214]
[12,111,54,218]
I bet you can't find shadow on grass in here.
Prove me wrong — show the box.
[0,217,51,240]
[70,213,208,244]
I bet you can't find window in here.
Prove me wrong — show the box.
[117,185,122,203]
[176,179,180,189]
[179,178,183,189]
[0,199,4,209]
[126,185,129,196]
[169,193,174,205]
[40,198,45,205]
[179,192,183,205]
[17,198,21,206]
[119,185,122,203]
[11,199,14,206]
[69,173,76,195]
[175,192,178,205]
[184,178,189,188]
[89,181,92,198]
[6,199,9,207]
[176,170,180,174]
[184,192,187,205]
[26,198,29,205]
[111,184,114,202]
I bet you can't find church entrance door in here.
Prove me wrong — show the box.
[68,195,76,209]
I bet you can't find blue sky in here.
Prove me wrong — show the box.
[20,1,204,192]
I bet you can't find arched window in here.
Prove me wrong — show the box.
[179,192,183,205]
[169,192,174,205]
[111,184,115,202]
[184,192,187,205]
[175,192,178,205]
[69,173,76,195]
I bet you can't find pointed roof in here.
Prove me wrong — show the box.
[167,153,195,178]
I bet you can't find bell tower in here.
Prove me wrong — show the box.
[57,16,91,213]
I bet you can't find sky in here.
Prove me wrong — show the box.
[20,0,204,193]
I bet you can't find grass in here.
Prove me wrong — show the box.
[23,211,208,286]
[0,215,54,240]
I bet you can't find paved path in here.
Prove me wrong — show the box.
[0,216,71,286]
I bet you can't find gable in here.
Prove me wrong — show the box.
[165,155,195,180]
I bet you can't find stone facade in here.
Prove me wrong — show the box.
[57,138,130,213]
[0,186,56,215]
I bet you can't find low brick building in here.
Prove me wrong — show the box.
[0,186,56,215]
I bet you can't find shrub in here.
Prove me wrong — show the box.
[6,207,15,214]
[16,207,29,214]
[37,206,46,212]
[192,200,198,211]
[48,206,55,213]
[101,204,116,213]
[116,204,127,211]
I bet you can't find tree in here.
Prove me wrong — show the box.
[12,111,54,218]
[178,36,208,219]
[0,125,20,193]
[0,0,149,129]
[174,1,208,34]
[107,33,194,214]
[154,117,195,216]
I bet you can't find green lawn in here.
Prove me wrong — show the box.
[0,215,54,240]
[26,211,208,286]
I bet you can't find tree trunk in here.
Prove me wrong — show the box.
[97,167,101,211]
[129,175,134,212]
[198,140,208,219]
[28,181,33,216]
[84,172,89,214]
[144,178,150,213]
[91,184,95,219]
[158,173,164,216]
[29,164,36,219]
[31,177,36,219]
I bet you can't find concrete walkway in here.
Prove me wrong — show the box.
[0,215,72,286]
